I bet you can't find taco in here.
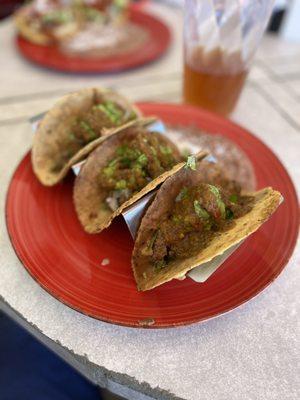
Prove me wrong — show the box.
[73,120,195,234]
[14,0,129,46]
[132,158,282,291]
[32,87,140,186]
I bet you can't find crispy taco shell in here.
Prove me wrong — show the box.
[73,123,205,234]
[14,2,129,46]
[14,5,51,45]
[132,164,282,291]
[31,87,140,186]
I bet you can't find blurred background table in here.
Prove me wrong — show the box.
[0,2,299,400]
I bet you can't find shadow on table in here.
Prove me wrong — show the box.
[0,311,124,400]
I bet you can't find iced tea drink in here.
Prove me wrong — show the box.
[183,0,275,116]
[183,46,248,116]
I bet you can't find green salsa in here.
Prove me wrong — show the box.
[99,131,181,210]
[52,101,136,172]
[143,182,251,270]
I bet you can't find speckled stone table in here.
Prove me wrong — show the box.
[0,3,299,400]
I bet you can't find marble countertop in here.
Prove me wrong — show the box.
[0,3,299,400]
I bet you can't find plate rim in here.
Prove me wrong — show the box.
[15,8,172,73]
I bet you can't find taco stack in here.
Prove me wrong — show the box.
[32,87,139,186]
[15,0,129,46]
[73,119,193,234]
[132,158,282,291]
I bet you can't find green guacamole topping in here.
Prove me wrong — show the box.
[82,7,105,22]
[99,131,180,210]
[145,182,245,271]
[94,101,126,125]
[208,184,226,218]
[79,121,96,140]
[229,194,238,203]
[114,0,127,9]
[60,101,136,164]
[51,98,138,173]
[193,200,210,220]
[185,155,197,171]
[42,10,73,25]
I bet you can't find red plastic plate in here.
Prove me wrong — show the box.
[6,104,299,328]
[16,9,171,73]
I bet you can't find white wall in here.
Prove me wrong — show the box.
[281,0,300,41]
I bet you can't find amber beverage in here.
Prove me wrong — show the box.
[183,45,248,116]
[183,0,275,116]
[183,62,248,116]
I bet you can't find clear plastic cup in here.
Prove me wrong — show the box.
[183,0,275,116]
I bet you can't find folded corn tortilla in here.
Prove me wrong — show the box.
[31,87,140,186]
[73,123,208,234]
[132,162,282,291]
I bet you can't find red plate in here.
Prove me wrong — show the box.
[6,104,299,328]
[16,9,171,73]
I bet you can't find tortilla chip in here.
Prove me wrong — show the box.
[132,164,282,291]
[73,125,207,234]
[31,87,141,186]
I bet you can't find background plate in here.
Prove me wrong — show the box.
[16,9,171,73]
[6,103,299,328]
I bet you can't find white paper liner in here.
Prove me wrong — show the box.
[188,241,242,282]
